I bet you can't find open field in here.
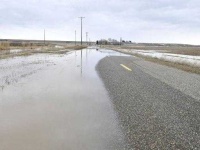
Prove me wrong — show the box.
[0,40,88,59]
[0,39,92,52]
[122,46,200,56]
[103,44,200,56]
[0,39,94,48]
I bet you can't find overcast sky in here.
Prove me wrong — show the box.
[1,0,200,44]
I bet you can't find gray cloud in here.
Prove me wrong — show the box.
[1,0,200,44]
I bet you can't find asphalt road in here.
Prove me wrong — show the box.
[96,55,200,150]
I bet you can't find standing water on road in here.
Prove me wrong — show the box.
[0,48,129,150]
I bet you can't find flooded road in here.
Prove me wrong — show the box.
[0,48,128,150]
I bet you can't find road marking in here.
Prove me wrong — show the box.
[120,64,132,71]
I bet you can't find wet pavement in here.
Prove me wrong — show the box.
[0,48,129,150]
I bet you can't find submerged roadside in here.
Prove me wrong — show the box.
[0,45,87,60]
[0,48,129,150]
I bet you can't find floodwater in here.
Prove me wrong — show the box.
[0,48,128,150]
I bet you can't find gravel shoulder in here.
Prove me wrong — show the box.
[131,57,200,101]
[96,56,200,149]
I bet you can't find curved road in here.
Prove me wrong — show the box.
[97,55,200,150]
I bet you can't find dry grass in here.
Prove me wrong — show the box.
[0,42,42,50]
[0,43,88,60]
[0,42,10,50]
[166,49,200,56]
[103,45,200,56]
[1,41,88,51]
[135,54,200,74]
[121,46,200,56]
[64,45,88,50]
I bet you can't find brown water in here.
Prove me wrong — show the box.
[0,48,128,150]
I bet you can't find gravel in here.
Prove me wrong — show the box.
[130,58,200,101]
[96,56,200,150]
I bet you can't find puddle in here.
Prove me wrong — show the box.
[0,48,129,150]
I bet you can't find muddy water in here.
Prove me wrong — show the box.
[0,48,128,150]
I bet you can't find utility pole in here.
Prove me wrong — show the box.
[44,29,46,46]
[86,32,88,45]
[75,30,76,45]
[79,17,85,45]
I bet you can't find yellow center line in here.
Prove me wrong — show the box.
[120,64,132,71]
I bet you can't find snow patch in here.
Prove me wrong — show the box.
[10,49,23,53]
[55,45,64,48]
[123,49,200,67]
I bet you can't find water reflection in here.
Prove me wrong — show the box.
[86,49,88,65]
[74,48,130,77]
[0,48,130,150]
[81,50,83,76]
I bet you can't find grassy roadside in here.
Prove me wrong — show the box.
[134,54,200,75]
